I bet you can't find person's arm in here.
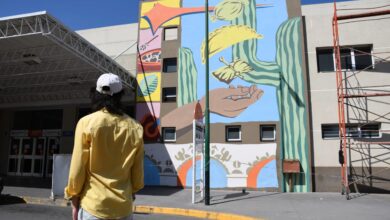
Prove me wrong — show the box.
[71,197,80,220]
[131,125,144,194]
[64,119,90,200]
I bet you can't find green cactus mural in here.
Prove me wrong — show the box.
[232,1,310,192]
[178,48,198,107]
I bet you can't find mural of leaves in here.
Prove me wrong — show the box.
[201,25,262,64]
[212,57,253,84]
[138,74,158,97]
[211,0,249,22]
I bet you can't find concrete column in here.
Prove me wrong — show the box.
[60,106,77,154]
[0,110,13,175]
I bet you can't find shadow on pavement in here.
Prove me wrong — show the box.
[351,183,390,194]
[210,192,281,205]
[0,194,26,206]
[137,186,183,196]
[3,176,51,189]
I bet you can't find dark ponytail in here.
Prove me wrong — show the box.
[90,87,125,115]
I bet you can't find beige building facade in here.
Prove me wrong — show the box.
[302,0,390,192]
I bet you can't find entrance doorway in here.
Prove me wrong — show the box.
[7,130,61,177]
[8,109,63,177]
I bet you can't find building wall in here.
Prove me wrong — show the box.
[77,23,139,77]
[302,0,390,192]
[137,0,311,192]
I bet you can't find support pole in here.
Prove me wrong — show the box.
[204,0,210,206]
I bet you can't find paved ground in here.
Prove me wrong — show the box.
[2,186,390,220]
[0,203,199,220]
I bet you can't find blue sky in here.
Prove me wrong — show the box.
[0,0,352,30]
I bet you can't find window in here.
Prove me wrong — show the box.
[360,124,380,138]
[260,125,276,141]
[226,126,241,142]
[163,58,177,72]
[354,46,373,70]
[164,27,178,41]
[316,45,373,72]
[340,48,353,70]
[162,127,176,142]
[322,123,380,139]
[162,87,176,102]
[317,48,334,72]
[346,124,359,138]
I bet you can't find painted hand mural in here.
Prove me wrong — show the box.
[208,85,263,117]
[162,85,263,130]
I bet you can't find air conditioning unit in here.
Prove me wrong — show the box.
[21,54,42,65]
[67,76,83,85]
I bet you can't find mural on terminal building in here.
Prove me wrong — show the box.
[137,0,311,192]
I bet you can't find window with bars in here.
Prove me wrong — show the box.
[162,87,177,102]
[162,127,176,142]
[260,125,276,142]
[226,126,241,142]
[162,58,177,72]
[321,123,380,139]
[316,45,373,72]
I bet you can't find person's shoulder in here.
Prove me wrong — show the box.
[77,111,105,127]
[79,111,100,121]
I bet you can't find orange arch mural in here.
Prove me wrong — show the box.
[177,155,201,187]
[247,156,276,188]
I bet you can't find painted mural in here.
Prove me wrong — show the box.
[136,103,161,141]
[138,0,311,192]
[143,143,277,188]
[137,5,164,141]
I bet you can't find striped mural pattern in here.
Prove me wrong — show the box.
[232,0,280,87]
[276,17,310,192]
[231,2,310,192]
[178,47,198,107]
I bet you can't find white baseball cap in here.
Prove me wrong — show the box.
[96,73,123,96]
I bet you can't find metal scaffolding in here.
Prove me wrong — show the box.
[332,1,390,199]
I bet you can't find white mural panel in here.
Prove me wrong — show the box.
[143,143,278,189]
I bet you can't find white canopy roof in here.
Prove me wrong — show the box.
[0,11,136,108]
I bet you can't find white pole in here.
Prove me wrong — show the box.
[192,120,196,204]
[201,139,204,200]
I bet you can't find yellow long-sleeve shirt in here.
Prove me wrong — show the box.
[64,109,144,219]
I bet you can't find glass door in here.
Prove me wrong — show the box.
[7,136,35,176]
[45,137,60,177]
[7,137,22,175]
[8,134,47,177]
[32,138,46,177]
[8,130,61,177]
[20,138,34,176]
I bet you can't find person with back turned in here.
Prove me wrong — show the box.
[65,73,144,220]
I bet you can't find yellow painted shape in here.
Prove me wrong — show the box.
[201,25,263,63]
[23,196,70,207]
[136,72,161,102]
[134,205,264,220]
[140,0,181,29]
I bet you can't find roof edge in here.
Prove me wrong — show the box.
[0,11,47,21]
